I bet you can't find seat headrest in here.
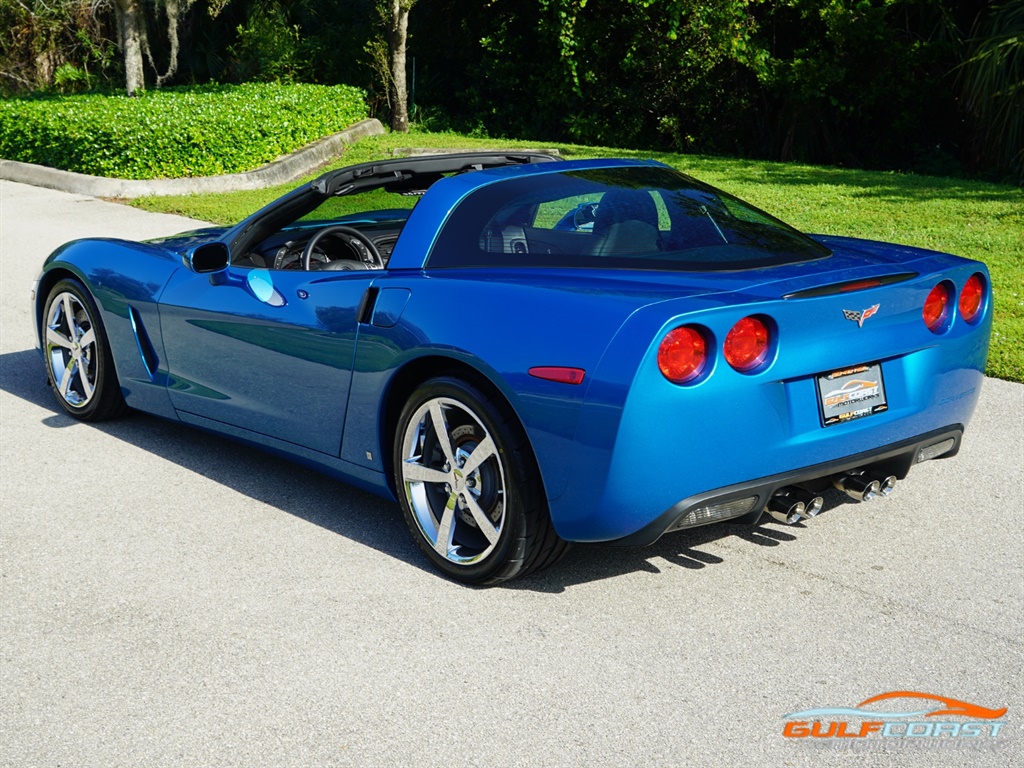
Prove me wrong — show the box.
[593,189,659,237]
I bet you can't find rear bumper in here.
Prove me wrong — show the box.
[609,425,962,546]
[547,257,989,543]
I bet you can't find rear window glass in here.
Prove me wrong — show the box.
[427,166,830,271]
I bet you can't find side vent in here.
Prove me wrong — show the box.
[357,286,380,324]
[127,306,159,380]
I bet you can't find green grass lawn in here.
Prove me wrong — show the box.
[131,129,1024,382]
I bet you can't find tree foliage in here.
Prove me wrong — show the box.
[453,0,764,151]
[1,0,1020,181]
[755,1,967,172]
[959,0,1024,182]
[406,0,1018,180]
[1,0,118,93]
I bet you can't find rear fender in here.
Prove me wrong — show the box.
[341,273,639,500]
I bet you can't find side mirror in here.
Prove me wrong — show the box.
[185,243,230,274]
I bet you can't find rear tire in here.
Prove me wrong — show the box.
[42,278,127,422]
[393,376,569,584]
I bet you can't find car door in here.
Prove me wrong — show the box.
[158,265,375,456]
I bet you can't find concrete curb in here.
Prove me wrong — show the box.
[0,118,385,198]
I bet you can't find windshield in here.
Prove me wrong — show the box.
[428,166,830,271]
[293,189,418,226]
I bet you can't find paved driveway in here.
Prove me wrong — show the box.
[1,180,1021,767]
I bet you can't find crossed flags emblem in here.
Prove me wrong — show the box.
[842,304,880,328]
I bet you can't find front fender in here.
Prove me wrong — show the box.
[36,238,183,419]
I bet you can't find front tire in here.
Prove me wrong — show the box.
[42,278,127,422]
[393,377,569,584]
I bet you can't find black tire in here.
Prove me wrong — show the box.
[41,278,127,422]
[393,376,570,585]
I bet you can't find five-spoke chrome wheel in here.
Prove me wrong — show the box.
[400,396,506,566]
[393,377,570,584]
[41,279,126,422]
[45,290,98,408]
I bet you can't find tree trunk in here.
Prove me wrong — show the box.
[115,0,146,95]
[387,1,413,133]
[155,0,185,87]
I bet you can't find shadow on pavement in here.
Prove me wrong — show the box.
[0,347,426,575]
[2,346,857,591]
[508,490,860,593]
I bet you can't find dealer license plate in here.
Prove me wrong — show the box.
[816,362,888,427]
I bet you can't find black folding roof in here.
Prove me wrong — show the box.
[310,152,561,196]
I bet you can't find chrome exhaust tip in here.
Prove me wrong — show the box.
[833,473,881,502]
[766,493,806,524]
[793,491,824,518]
[774,488,825,519]
[867,472,897,497]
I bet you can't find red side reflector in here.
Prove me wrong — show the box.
[528,366,586,385]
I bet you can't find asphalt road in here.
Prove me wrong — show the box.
[1,180,1021,768]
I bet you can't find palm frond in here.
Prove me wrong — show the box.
[959,1,1024,182]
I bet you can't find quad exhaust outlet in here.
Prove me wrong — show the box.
[765,471,896,525]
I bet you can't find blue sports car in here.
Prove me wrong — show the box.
[32,153,992,584]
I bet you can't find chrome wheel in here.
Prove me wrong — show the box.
[45,291,98,409]
[41,279,126,422]
[394,377,570,584]
[400,396,506,566]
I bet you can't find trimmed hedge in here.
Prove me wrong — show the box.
[0,83,368,179]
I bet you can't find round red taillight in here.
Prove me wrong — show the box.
[959,273,985,324]
[658,326,708,384]
[724,316,771,372]
[923,282,952,333]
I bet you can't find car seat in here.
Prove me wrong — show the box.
[592,188,661,255]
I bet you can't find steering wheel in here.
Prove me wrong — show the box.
[574,202,598,230]
[301,225,384,271]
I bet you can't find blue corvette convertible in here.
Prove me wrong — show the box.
[32,153,992,583]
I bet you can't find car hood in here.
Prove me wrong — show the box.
[144,226,230,252]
